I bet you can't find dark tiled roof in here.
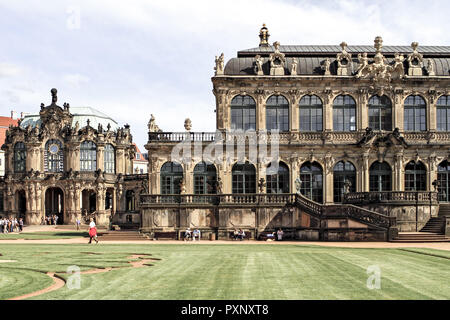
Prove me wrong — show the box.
[238,45,450,57]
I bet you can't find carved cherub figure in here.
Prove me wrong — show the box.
[355,52,369,78]
[323,58,331,75]
[427,59,435,76]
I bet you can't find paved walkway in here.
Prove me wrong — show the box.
[0,237,449,250]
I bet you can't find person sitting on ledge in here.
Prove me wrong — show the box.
[233,229,239,240]
[184,227,192,241]
[238,229,245,241]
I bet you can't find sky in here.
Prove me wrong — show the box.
[0,0,449,150]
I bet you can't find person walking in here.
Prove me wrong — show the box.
[19,218,24,232]
[76,218,81,230]
[88,218,98,244]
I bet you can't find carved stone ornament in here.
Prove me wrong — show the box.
[254,55,264,76]
[407,42,423,76]
[214,53,224,76]
[290,58,298,76]
[336,42,352,76]
[269,41,286,76]
[322,58,331,75]
[184,118,192,131]
[148,114,161,132]
[426,59,435,76]
[259,23,270,47]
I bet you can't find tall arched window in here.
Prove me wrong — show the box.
[231,95,256,131]
[80,141,97,171]
[333,95,356,131]
[404,95,426,131]
[266,95,289,132]
[160,162,183,194]
[437,95,450,131]
[194,162,217,194]
[437,161,450,202]
[299,95,323,132]
[104,144,115,173]
[14,142,26,173]
[299,162,323,203]
[45,139,64,172]
[405,161,426,191]
[232,162,256,193]
[126,190,135,211]
[369,162,392,192]
[333,161,356,202]
[266,162,289,193]
[368,95,392,131]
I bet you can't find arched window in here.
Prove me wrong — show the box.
[299,95,323,132]
[368,95,392,131]
[126,190,135,211]
[80,141,97,171]
[44,139,64,172]
[14,142,26,173]
[232,162,256,194]
[193,162,217,194]
[299,162,323,203]
[104,144,115,174]
[405,161,426,191]
[437,96,450,131]
[266,95,289,132]
[160,162,183,194]
[404,95,426,131]
[369,162,392,192]
[333,161,356,202]
[333,95,356,131]
[266,162,289,193]
[231,95,256,131]
[437,161,450,202]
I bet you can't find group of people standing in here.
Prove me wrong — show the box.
[0,217,24,233]
[40,215,59,225]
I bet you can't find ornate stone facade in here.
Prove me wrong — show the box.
[0,89,145,226]
[141,26,450,240]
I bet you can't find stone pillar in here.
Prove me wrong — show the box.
[358,90,369,130]
[324,155,333,203]
[428,155,437,192]
[257,162,265,193]
[214,89,227,130]
[428,96,437,131]
[361,153,369,192]
[221,163,232,194]
[394,153,404,191]
[290,93,300,131]
[116,148,125,174]
[184,163,194,194]
[256,94,266,131]
[290,160,299,193]
[393,90,404,130]
[97,145,105,172]
[323,92,333,131]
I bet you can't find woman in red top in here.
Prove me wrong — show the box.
[88,218,98,244]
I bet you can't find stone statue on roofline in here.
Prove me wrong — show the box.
[323,58,331,75]
[427,59,435,76]
[269,41,286,76]
[214,53,224,76]
[291,58,298,76]
[254,55,263,75]
[148,114,161,132]
[184,118,192,131]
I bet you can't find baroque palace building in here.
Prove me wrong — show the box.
[141,25,450,241]
[0,89,146,227]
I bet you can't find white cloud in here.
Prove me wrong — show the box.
[62,73,90,88]
[0,0,449,149]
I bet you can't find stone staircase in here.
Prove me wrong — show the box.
[391,232,450,243]
[97,230,150,241]
[438,203,450,216]
[420,217,445,234]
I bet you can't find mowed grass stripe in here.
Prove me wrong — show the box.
[0,244,448,300]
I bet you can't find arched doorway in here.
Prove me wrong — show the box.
[369,162,392,192]
[438,161,450,202]
[266,162,290,193]
[44,187,64,224]
[299,161,323,203]
[82,190,97,215]
[405,161,426,191]
[16,190,26,220]
[333,161,356,202]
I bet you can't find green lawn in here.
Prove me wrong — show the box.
[0,231,88,240]
[0,244,448,300]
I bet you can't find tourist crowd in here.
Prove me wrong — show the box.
[40,215,59,225]
[0,217,24,233]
